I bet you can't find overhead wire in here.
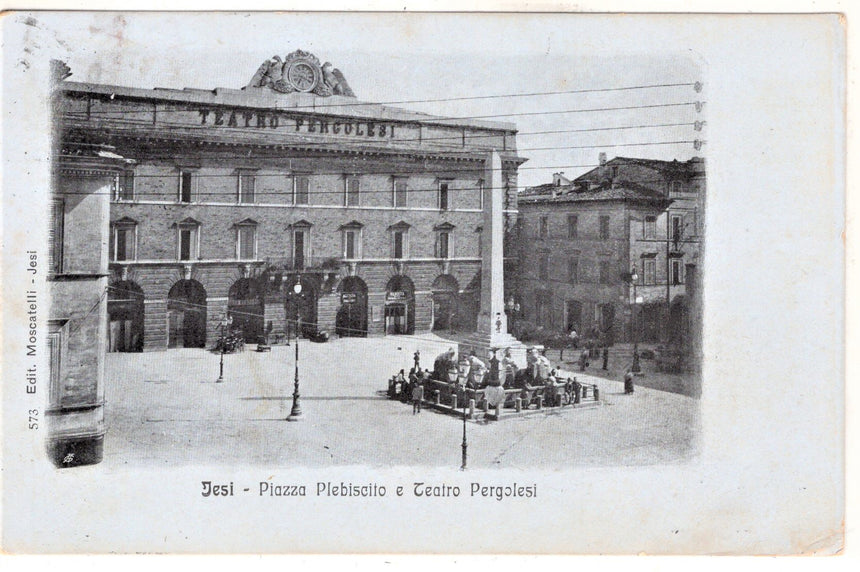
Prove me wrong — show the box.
[69,79,701,114]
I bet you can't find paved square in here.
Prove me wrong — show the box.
[104,334,699,468]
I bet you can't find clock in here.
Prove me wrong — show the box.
[286,60,320,93]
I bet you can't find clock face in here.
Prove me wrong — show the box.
[287,61,319,92]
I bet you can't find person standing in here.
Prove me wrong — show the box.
[624,370,635,394]
[579,348,589,372]
[412,381,424,414]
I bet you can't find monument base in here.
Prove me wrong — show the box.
[459,330,530,368]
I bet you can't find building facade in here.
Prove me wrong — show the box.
[517,154,705,346]
[56,51,524,351]
[572,155,705,344]
[48,128,132,465]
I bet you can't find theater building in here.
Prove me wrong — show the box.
[55,51,524,351]
[516,153,706,344]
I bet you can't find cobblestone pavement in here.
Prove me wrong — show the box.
[103,334,699,469]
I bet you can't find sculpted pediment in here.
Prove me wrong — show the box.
[244,50,356,98]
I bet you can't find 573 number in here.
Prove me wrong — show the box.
[29,409,38,430]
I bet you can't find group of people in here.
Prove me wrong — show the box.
[391,368,427,414]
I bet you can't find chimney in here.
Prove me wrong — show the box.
[599,152,607,166]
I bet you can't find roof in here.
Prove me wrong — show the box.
[60,80,518,133]
[518,182,671,206]
[573,156,705,183]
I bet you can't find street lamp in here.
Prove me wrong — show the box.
[461,383,468,470]
[287,278,303,421]
[216,314,233,383]
[630,266,641,374]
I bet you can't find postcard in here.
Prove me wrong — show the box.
[0,11,845,554]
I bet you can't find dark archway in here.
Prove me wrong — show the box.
[668,296,688,346]
[431,274,460,332]
[565,300,583,334]
[384,274,415,335]
[108,280,144,352]
[228,278,264,343]
[285,274,320,338]
[640,302,662,343]
[336,276,368,337]
[167,279,207,348]
[599,302,616,345]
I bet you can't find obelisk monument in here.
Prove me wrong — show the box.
[461,150,527,366]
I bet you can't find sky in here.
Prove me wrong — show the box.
[28,11,705,189]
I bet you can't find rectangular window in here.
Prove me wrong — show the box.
[539,216,548,238]
[672,215,683,244]
[50,198,64,274]
[112,226,136,262]
[644,216,657,239]
[294,176,309,205]
[294,230,306,270]
[344,230,357,259]
[116,171,134,201]
[567,214,578,239]
[438,232,450,259]
[439,181,450,211]
[539,254,549,280]
[346,176,360,207]
[179,229,193,261]
[599,215,610,239]
[393,231,405,259]
[238,172,256,204]
[644,259,657,285]
[672,259,683,285]
[599,261,613,284]
[568,257,579,284]
[179,171,193,203]
[393,179,408,208]
[238,226,256,260]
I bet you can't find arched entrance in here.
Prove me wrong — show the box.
[108,280,144,352]
[336,276,368,337]
[431,274,459,332]
[167,279,207,348]
[285,275,319,338]
[599,302,616,345]
[384,275,415,335]
[228,278,264,343]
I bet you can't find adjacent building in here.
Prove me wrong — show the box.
[48,61,134,465]
[55,51,525,351]
[516,154,705,346]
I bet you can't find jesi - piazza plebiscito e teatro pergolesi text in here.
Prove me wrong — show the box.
[201,480,538,501]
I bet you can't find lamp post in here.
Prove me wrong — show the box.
[287,278,303,421]
[630,266,641,374]
[461,390,468,470]
[216,314,232,383]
